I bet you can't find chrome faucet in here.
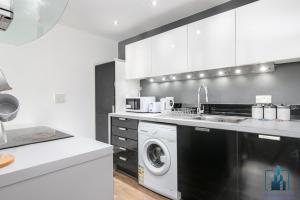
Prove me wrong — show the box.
[197,85,208,115]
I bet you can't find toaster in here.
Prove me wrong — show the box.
[149,102,161,113]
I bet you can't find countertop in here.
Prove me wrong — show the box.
[109,112,300,139]
[0,131,113,188]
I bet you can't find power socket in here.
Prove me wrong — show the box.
[54,93,66,104]
[256,95,272,104]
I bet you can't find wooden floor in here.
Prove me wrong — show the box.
[114,172,169,200]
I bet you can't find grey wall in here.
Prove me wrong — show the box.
[118,0,257,59]
[141,63,300,105]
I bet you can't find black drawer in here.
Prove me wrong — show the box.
[111,135,137,151]
[111,117,138,130]
[111,126,138,140]
[113,146,138,178]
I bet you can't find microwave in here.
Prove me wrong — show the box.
[126,97,155,113]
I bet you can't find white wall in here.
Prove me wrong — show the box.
[115,60,140,113]
[0,24,117,139]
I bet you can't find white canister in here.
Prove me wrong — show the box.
[277,105,291,121]
[264,104,277,120]
[252,104,264,120]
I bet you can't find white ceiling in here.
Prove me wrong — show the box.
[60,0,230,41]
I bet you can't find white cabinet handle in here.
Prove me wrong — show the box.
[258,135,281,141]
[118,118,126,121]
[119,147,127,151]
[118,137,126,141]
[195,127,210,132]
[119,156,127,162]
[118,127,127,131]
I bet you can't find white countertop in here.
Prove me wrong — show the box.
[109,112,300,139]
[0,134,113,188]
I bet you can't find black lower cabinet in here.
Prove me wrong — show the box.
[111,117,139,178]
[178,126,238,200]
[113,146,138,178]
[238,132,300,200]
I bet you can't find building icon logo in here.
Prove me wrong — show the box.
[265,165,290,192]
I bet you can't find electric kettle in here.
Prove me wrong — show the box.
[160,97,175,113]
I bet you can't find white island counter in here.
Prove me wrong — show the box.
[0,135,113,200]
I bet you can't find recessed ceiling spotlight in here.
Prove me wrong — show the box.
[152,0,157,7]
[114,20,119,26]
[260,65,268,72]
[218,71,224,76]
[196,30,201,35]
[199,73,205,78]
[162,77,166,81]
[149,78,154,82]
[235,69,241,74]
[187,74,192,79]
[171,76,176,80]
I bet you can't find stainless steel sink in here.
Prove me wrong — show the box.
[193,115,247,123]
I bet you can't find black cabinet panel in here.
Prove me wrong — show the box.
[178,126,238,200]
[95,61,115,143]
[96,114,109,143]
[111,117,139,178]
[111,135,138,151]
[111,117,138,130]
[95,62,115,115]
[238,133,300,200]
[114,146,138,178]
[111,126,138,140]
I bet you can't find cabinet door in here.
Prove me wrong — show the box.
[151,26,188,76]
[188,10,236,72]
[113,146,138,178]
[238,133,300,200]
[177,126,238,200]
[236,0,300,66]
[125,38,151,79]
[95,62,115,143]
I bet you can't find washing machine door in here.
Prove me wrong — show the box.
[142,138,171,176]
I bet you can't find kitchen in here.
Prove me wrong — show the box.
[1,0,300,200]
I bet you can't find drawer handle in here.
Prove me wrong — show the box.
[119,147,127,151]
[118,127,127,131]
[119,156,127,162]
[195,127,210,132]
[119,118,126,121]
[258,135,281,141]
[118,137,126,141]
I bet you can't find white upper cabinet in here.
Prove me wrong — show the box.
[236,0,300,66]
[151,26,188,76]
[188,10,236,71]
[125,38,151,79]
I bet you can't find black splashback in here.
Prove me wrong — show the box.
[291,105,300,120]
[203,104,252,117]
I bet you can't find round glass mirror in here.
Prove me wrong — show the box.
[0,0,69,45]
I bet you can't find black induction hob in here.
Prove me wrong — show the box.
[0,126,73,150]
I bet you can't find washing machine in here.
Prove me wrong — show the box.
[138,121,178,200]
